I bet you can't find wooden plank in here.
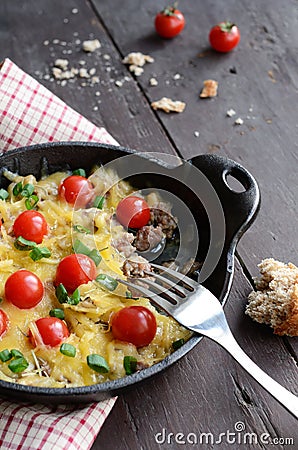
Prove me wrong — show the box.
[0,0,176,154]
[93,260,298,449]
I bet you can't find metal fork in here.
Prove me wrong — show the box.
[118,263,298,419]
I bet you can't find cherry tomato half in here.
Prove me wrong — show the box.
[30,317,69,347]
[58,175,94,208]
[209,22,240,53]
[13,210,48,244]
[111,305,157,347]
[0,309,9,338]
[55,253,97,293]
[155,6,185,39]
[5,270,44,309]
[116,196,150,229]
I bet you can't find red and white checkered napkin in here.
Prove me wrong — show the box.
[0,58,117,449]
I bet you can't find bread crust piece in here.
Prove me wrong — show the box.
[246,258,298,336]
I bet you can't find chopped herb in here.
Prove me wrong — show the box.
[0,298,3,304]
[88,248,102,266]
[11,349,24,358]
[13,182,39,209]
[0,189,9,200]
[73,239,101,266]
[123,356,137,375]
[14,236,36,251]
[93,195,105,209]
[14,237,51,261]
[55,283,69,304]
[25,194,39,210]
[73,224,91,234]
[55,283,81,305]
[8,357,29,373]
[73,239,91,255]
[172,338,185,350]
[73,168,86,177]
[60,343,76,357]
[68,288,80,305]
[49,308,65,320]
[29,247,51,261]
[13,182,23,196]
[21,183,34,197]
[87,354,109,373]
[0,349,12,362]
[96,274,118,291]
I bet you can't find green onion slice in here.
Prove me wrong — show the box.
[8,357,29,373]
[49,308,65,320]
[25,194,39,210]
[73,239,91,255]
[0,189,9,200]
[21,183,34,197]
[14,236,37,251]
[29,247,51,261]
[87,354,109,373]
[55,283,69,304]
[68,288,80,305]
[13,182,23,196]
[172,338,185,350]
[96,274,118,291]
[123,356,137,375]
[0,349,12,362]
[60,343,76,357]
[93,195,105,209]
[72,168,86,177]
[73,239,101,266]
[73,224,91,234]
[11,349,24,358]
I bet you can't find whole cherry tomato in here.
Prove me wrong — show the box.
[116,196,150,229]
[209,22,240,53]
[0,309,9,338]
[55,253,97,293]
[13,210,48,244]
[58,175,94,208]
[155,6,185,39]
[5,270,44,309]
[30,317,69,347]
[111,305,157,347]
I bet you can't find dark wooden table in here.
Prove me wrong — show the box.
[1,1,297,448]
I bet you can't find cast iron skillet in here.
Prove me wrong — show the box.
[0,142,260,404]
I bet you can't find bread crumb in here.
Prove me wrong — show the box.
[151,97,186,113]
[79,68,90,78]
[234,117,244,125]
[115,80,123,87]
[149,77,158,86]
[194,131,200,137]
[122,52,154,77]
[54,59,69,71]
[129,65,143,76]
[122,52,154,67]
[200,79,218,98]
[226,109,236,117]
[82,39,101,52]
[246,258,298,336]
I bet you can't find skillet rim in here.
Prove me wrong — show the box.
[0,141,260,402]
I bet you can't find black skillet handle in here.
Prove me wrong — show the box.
[189,154,261,242]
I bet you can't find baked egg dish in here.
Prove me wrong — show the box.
[0,166,190,388]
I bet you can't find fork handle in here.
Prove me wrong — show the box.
[213,332,298,419]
